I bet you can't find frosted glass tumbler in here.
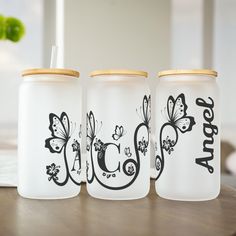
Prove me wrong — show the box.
[154,69,220,201]
[18,69,82,199]
[86,70,151,200]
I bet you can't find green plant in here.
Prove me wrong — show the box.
[0,14,25,42]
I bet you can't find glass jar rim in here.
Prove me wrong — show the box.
[158,69,217,78]
[22,68,80,78]
[90,69,148,78]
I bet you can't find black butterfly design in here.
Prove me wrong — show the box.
[124,147,132,157]
[86,111,102,151]
[166,93,195,133]
[112,125,126,141]
[136,95,151,126]
[45,112,72,153]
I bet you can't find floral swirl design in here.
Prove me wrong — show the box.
[94,138,104,151]
[162,136,175,154]
[155,93,195,180]
[127,164,135,175]
[45,112,81,186]
[86,95,151,190]
[138,137,148,156]
[46,163,60,181]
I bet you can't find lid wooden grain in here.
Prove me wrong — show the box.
[22,68,80,78]
[90,69,148,78]
[158,69,217,78]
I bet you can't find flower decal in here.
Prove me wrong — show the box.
[138,137,148,156]
[162,136,175,154]
[94,138,104,151]
[127,164,135,175]
[155,159,161,171]
[46,163,60,181]
[72,139,80,152]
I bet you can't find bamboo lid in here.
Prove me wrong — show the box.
[90,69,148,78]
[158,69,217,78]
[22,68,80,78]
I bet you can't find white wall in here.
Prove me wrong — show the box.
[213,0,236,126]
[171,0,204,68]
[63,0,171,77]
[170,0,236,133]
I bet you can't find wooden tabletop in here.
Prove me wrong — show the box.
[0,181,236,236]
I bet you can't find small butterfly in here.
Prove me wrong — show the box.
[112,125,126,141]
[124,147,132,157]
[45,112,71,153]
[167,94,195,133]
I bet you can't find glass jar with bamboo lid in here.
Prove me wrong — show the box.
[154,69,220,201]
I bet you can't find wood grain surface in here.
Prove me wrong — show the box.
[0,181,236,236]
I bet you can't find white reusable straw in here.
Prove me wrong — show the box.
[50,45,58,68]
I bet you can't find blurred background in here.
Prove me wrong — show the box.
[0,0,236,186]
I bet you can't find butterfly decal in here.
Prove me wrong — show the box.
[86,111,102,151]
[167,93,195,133]
[112,125,126,141]
[124,147,132,157]
[136,95,151,126]
[45,112,72,153]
